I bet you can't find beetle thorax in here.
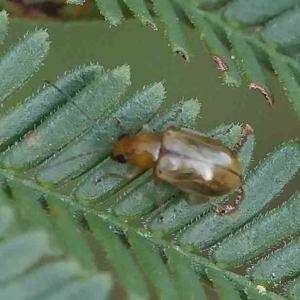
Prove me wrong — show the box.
[129,133,162,169]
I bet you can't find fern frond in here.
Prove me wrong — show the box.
[0,29,49,103]
[2,11,300,300]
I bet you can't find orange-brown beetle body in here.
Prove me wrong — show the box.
[44,81,249,214]
[155,129,241,197]
[110,127,248,214]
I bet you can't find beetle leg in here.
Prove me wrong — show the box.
[96,167,144,183]
[163,120,181,131]
[213,203,233,215]
[116,117,125,129]
[140,124,153,133]
[209,124,234,138]
[115,117,130,137]
[213,203,236,215]
[116,117,154,135]
[187,194,208,206]
[182,124,235,139]
[213,186,244,215]
[233,124,254,154]
[95,172,125,183]
[153,174,161,185]
[124,167,144,179]
[110,117,124,141]
[116,117,142,138]
[162,110,183,131]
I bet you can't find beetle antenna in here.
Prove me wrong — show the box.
[43,148,105,169]
[44,80,95,124]
[42,81,110,170]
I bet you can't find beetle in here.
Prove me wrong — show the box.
[110,125,253,214]
[45,80,253,214]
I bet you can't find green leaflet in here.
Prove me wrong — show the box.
[287,52,300,80]
[262,7,300,48]
[228,32,273,107]
[0,206,13,237]
[8,178,96,271]
[0,261,84,300]
[0,10,8,45]
[187,8,242,87]
[8,179,49,231]
[147,194,210,234]
[213,192,300,268]
[95,0,124,26]
[237,133,255,175]
[250,237,300,286]
[111,173,177,218]
[123,0,157,29]
[46,195,97,271]
[0,64,103,152]
[0,66,130,170]
[270,54,300,118]
[87,215,149,299]
[206,268,242,300]
[178,142,300,251]
[223,0,300,26]
[147,99,200,131]
[128,230,179,300]
[0,29,50,104]
[41,274,113,300]
[245,286,286,300]
[166,247,208,300]
[74,157,131,205]
[224,271,286,300]
[286,278,300,299]
[152,0,190,61]
[36,82,164,186]
[0,231,59,283]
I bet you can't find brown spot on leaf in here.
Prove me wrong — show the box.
[25,131,36,147]
[212,55,228,71]
[233,124,254,154]
[249,82,274,108]
[49,207,60,218]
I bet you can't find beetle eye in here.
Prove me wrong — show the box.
[117,133,129,141]
[112,154,127,163]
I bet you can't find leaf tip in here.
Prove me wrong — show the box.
[174,47,190,62]
[113,64,131,85]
